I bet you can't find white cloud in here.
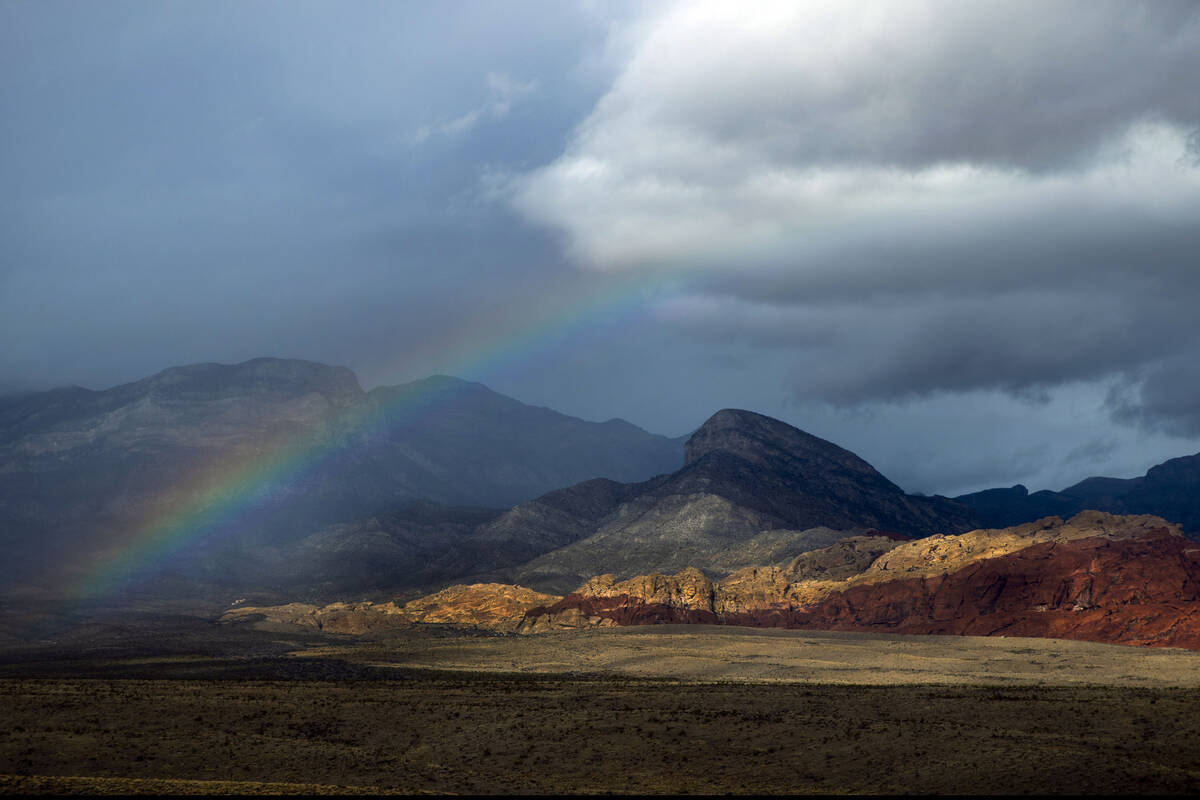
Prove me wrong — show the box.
[508,0,1200,271]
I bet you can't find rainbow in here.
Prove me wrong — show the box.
[62,269,685,603]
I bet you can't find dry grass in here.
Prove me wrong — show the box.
[4,674,1200,794]
[6,619,1200,793]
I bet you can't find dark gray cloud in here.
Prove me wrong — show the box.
[662,238,1200,409]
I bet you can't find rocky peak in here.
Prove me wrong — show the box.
[684,409,896,488]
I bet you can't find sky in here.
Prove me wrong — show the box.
[3,0,1199,497]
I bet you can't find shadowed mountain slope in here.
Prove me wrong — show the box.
[678,410,974,534]
[259,408,977,599]
[498,409,978,592]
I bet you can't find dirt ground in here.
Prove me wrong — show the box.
[4,619,1200,794]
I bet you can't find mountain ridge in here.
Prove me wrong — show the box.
[488,407,978,592]
[957,452,1200,533]
[270,405,976,598]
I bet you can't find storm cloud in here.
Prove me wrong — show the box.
[510,0,1200,433]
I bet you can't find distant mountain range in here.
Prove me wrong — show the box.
[0,358,681,593]
[4,356,1200,613]
[955,455,1200,533]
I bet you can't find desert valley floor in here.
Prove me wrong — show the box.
[4,618,1200,794]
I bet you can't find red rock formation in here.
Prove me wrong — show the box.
[789,530,1200,649]
[522,515,1200,649]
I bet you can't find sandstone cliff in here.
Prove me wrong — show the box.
[515,512,1200,649]
[395,583,562,632]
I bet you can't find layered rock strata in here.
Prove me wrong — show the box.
[518,512,1200,648]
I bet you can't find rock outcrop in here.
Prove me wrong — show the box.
[395,583,562,632]
[311,601,413,635]
[779,530,1200,648]
[513,512,1200,649]
[782,534,908,581]
[220,600,409,634]
[222,582,561,634]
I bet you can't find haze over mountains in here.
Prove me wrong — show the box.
[4,356,1200,613]
[0,358,681,597]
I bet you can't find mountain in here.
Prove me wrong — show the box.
[352,375,687,507]
[956,453,1200,533]
[467,409,977,592]
[250,407,979,599]
[5,365,977,604]
[0,357,682,591]
[277,500,507,596]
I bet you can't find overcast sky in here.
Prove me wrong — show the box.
[3,0,1199,496]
